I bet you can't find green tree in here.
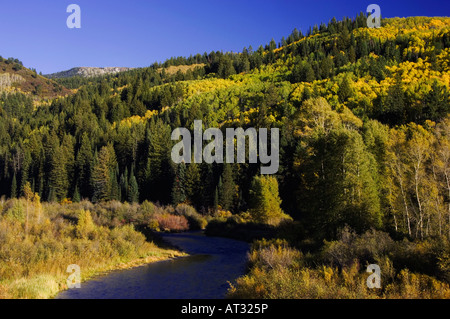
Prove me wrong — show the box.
[249,175,286,225]
[73,184,81,203]
[91,145,117,202]
[11,172,17,199]
[49,145,69,201]
[128,170,140,203]
[76,133,93,199]
[172,162,186,205]
[185,162,202,208]
[219,164,236,212]
[338,75,353,104]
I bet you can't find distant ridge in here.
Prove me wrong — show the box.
[45,67,133,79]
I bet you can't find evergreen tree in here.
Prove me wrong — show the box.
[172,162,186,205]
[11,172,17,199]
[91,145,116,202]
[76,133,93,199]
[214,186,219,212]
[73,184,81,203]
[146,118,173,203]
[49,145,68,201]
[120,167,129,202]
[338,75,353,103]
[128,172,139,203]
[219,164,236,212]
[185,162,201,208]
[382,73,406,125]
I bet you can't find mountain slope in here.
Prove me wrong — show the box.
[0,57,71,99]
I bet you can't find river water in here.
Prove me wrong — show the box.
[55,231,249,299]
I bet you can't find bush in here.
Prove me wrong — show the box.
[321,227,395,268]
[138,200,156,223]
[3,199,25,223]
[248,239,302,270]
[76,210,96,239]
[156,214,189,232]
[175,204,207,230]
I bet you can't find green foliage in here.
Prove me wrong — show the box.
[218,164,236,212]
[91,145,117,202]
[76,209,96,239]
[172,162,186,205]
[128,173,139,204]
[249,176,289,225]
[10,173,17,199]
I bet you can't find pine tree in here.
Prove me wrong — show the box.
[128,169,139,203]
[91,145,116,202]
[49,145,68,201]
[147,119,173,203]
[172,162,186,205]
[214,186,219,212]
[73,184,81,203]
[76,133,93,199]
[11,172,17,199]
[382,73,406,125]
[219,164,236,212]
[120,167,129,202]
[110,166,121,201]
[338,75,353,103]
[185,162,201,208]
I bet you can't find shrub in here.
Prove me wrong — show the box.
[248,239,302,270]
[76,210,96,239]
[321,227,395,268]
[3,199,25,222]
[138,200,156,223]
[156,214,189,232]
[175,204,207,230]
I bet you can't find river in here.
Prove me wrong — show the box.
[55,231,250,299]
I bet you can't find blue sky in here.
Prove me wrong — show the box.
[0,0,448,74]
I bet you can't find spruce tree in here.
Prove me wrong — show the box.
[128,171,139,203]
[91,145,116,202]
[185,162,201,208]
[11,172,17,199]
[49,145,68,201]
[214,186,219,212]
[73,184,81,203]
[172,162,186,205]
[76,133,93,199]
[219,164,236,212]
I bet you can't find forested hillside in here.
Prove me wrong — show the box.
[2,15,449,237]
[1,14,450,298]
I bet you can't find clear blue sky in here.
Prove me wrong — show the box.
[0,0,448,74]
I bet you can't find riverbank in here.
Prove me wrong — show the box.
[0,245,186,299]
[0,198,191,299]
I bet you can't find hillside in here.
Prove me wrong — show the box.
[0,57,71,99]
[45,67,134,79]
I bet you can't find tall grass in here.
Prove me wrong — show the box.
[228,232,450,299]
[0,198,184,299]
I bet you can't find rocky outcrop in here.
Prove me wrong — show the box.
[45,67,133,79]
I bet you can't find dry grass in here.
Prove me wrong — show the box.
[158,64,205,76]
[228,235,450,299]
[0,198,185,299]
